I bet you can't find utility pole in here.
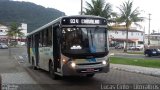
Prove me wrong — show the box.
[158,29,160,45]
[8,38,11,58]
[143,26,146,50]
[148,13,151,45]
[81,0,83,15]
[143,26,145,44]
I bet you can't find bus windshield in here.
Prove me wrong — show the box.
[61,27,108,58]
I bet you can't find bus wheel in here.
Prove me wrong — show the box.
[49,62,60,80]
[86,74,95,78]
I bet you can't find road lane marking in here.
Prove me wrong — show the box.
[14,56,17,61]
[19,56,23,59]
[14,56,21,65]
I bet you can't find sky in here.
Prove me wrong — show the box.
[13,0,160,34]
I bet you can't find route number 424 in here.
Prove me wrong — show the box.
[70,19,79,24]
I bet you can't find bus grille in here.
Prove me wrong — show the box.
[76,68,102,73]
[76,62,101,65]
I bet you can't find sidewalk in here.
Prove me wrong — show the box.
[109,51,144,56]
[0,55,36,84]
[0,75,1,90]
[111,64,160,77]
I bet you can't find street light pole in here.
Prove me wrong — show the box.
[148,13,151,45]
[81,0,83,15]
[8,37,11,58]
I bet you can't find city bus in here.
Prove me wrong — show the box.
[26,15,110,79]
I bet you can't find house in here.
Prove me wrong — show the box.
[144,33,160,49]
[109,29,144,48]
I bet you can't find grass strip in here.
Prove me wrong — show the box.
[127,52,144,54]
[110,57,160,68]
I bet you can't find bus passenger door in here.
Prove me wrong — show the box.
[34,34,39,66]
[27,37,31,63]
[53,26,61,71]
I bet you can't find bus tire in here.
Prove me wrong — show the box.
[148,54,152,57]
[86,74,95,78]
[49,62,60,80]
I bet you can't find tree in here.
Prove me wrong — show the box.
[7,23,16,38]
[117,0,144,52]
[84,0,116,21]
[7,22,24,46]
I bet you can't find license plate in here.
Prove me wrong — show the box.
[152,51,156,54]
[86,68,94,72]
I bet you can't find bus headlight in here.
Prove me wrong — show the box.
[62,59,67,64]
[102,60,107,65]
[71,62,76,68]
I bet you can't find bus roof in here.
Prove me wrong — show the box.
[62,15,106,19]
[27,15,106,37]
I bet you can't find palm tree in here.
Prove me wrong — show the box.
[7,23,17,38]
[17,30,25,44]
[84,0,116,21]
[7,22,24,46]
[117,0,144,52]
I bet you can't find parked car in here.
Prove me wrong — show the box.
[135,45,144,51]
[155,48,160,55]
[115,45,124,49]
[128,45,144,51]
[0,43,8,49]
[128,46,136,50]
[144,48,160,57]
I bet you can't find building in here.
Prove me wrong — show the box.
[109,29,144,47]
[0,24,9,43]
[17,23,27,45]
[145,33,160,46]
[0,23,27,45]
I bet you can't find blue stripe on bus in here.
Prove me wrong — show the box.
[31,48,35,55]
[87,58,96,62]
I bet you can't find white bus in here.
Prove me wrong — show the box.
[27,15,110,79]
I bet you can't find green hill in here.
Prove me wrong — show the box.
[0,0,65,32]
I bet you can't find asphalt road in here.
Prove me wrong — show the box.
[1,47,160,90]
[110,49,160,60]
[112,53,160,60]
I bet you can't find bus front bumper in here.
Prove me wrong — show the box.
[62,61,110,76]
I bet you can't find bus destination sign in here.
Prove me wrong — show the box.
[62,17,107,25]
[70,19,100,24]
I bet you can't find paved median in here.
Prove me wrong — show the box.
[0,75,1,90]
[111,64,160,77]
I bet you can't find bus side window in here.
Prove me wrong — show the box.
[39,31,43,47]
[43,29,47,47]
[31,35,34,48]
[30,36,32,48]
[47,26,52,46]
[28,37,31,47]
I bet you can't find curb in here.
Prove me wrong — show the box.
[113,53,143,56]
[111,65,160,78]
[0,75,1,90]
[111,67,160,77]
